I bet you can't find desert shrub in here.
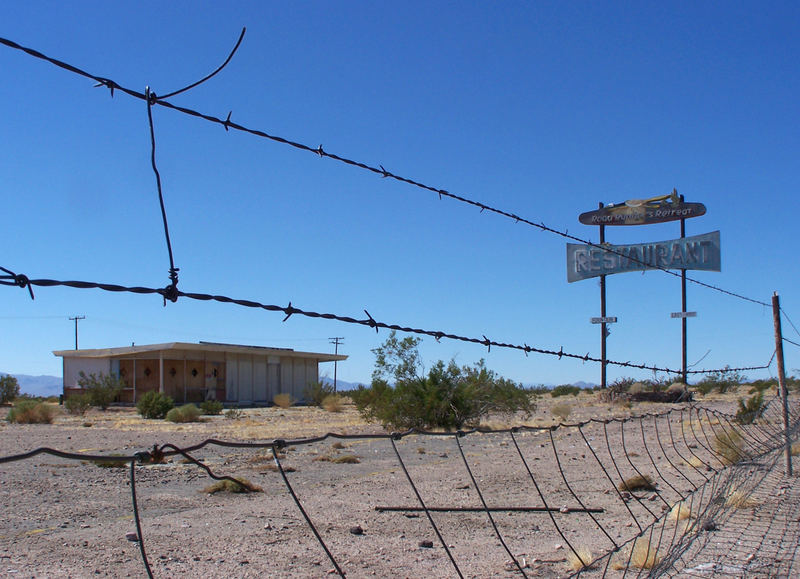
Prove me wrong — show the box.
[725,487,759,508]
[618,474,656,492]
[736,392,766,424]
[321,394,343,412]
[566,547,593,571]
[551,402,572,421]
[273,393,293,409]
[304,381,335,407]
[199,400,224,415]
[165,404,202,423]
[695,366,745,395]
[713,428,745,465]
[529,385,551,396]
[136,391,174,419]
[609,377,636,393]
[203,477,263,494]
[77,372,124,410]
[224,408,244,420]
[551,384,581,397]
[64,393,91,415]
[7,399,56,424]
[747,379,775,394]
[628,382,645,394]
[0,374,20,404]
[630,537,660,569]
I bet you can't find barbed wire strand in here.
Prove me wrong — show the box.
[0,35,773,310]
[0,268,773,377]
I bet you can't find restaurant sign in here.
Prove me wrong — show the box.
[578,193,706,226]
[566,231,720,283]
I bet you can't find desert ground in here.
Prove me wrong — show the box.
[0,391,797,578]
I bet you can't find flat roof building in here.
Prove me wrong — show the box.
[53,341,346,406]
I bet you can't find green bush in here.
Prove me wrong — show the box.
[77,372,124,409]
[736,392,766,424]
[136,391,174,419]
[64,393,91,415]
[7,399,56,424]
[165,404,202,423]
[0,374,20,404]
[551,384,581,397]
[304,380,335,407]
[352,331,535,429]
[695,366,745,395]
[199,400,224,415]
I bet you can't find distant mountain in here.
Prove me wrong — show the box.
[320,376,364,391]
[1,373,62,397]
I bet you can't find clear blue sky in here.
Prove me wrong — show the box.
[2,2,798,386]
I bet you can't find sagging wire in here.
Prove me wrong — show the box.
[0,266,774,377]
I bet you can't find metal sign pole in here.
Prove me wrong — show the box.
[599,203,607,390]
[680,199,688,384]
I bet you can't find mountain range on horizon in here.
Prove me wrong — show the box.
[3,372,597,398]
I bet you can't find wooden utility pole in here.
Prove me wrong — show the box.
[329,337,344,392]
[69,315,85,350]
[772,292,792,476]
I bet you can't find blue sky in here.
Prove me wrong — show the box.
[1,2,798,386]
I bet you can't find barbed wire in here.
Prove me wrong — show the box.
[0,399,796,577]
[0,267,773,377]
[0,34,772,309]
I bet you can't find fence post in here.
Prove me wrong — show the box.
[772,292,792,477]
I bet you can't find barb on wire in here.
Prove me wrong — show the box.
[158,27,246,100]
[0,34,772,310]
[0,268,774,376]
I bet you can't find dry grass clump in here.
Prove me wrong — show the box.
[791,441,800,456]
[713,428,745,465]
[322,394,343,412]
[630,537,660,569]
[724,487,759,509]
[617,474,656,492]
[313,454,360,464]
[667,382,687,394]
[203,477,263,494]
[273,393,293,409]
[551,402,572,421]
[566,546,593,571]
[628,382,645,394]
[668,501,692,521]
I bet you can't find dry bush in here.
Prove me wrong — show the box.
[566,546,593,571]
[668,501,692,521]
[203,477,263,494]
[551,402,572,421]
[6,400,56,424]
[273,393,293,409]
[617,474,656,493]
[322,394,343,412]
[631,537,660,569]
[667,382,687,393]
[725,488,759,508]
[257,463,296,473]
[628,382,645,394]
[684,455,705,468]
[713,428,745,465]
[313,454,360,464]
[331,441,346,450]
[791,441,800,456]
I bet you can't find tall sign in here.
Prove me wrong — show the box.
[571,190,715,387]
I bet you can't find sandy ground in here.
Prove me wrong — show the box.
[0,392,796,578]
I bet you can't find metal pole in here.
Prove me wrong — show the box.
[772,292,792,476]
[680,200,688,385]
[69,315,85,350]
[599,203,607,390]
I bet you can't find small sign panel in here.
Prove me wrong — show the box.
[671,312,697,319]
[591,317,618,324]
[579,197,706,226]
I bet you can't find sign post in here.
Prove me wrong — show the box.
[570,190,714,388]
